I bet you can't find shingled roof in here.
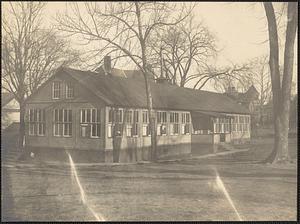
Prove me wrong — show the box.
[61,67,250,114]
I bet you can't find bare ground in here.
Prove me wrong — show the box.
[1,137,297,221]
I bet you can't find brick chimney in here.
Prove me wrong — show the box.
[103,55,111,75]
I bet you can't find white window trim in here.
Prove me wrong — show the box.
[28,109,35,136]
[53,109,61,137]
[142,110,151,137]
[37,110,45,136]
[65,83,74,99]
[62,109,72,137]
[80,108,101,138]
[52,82,60,99]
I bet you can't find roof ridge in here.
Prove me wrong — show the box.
[59,66,249,114]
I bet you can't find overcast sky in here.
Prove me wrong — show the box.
[43,2,270,66]
[3,2,297,92]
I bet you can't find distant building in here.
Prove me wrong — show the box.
[1,92,20,130]
[255,94,297,129]
[224,85,259,124]
[25,57,251,163]
[224,85,259,113]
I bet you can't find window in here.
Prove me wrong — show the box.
[132,110,139,136]
[181,113,190,135]
[52,81,61,99]
[107,108,123,138]
[53,109,63,136]
[28,109,45,136]
[213,117,230,133]
[157,111,167,136]
[142,110,150,136]
[125,110,133,137]
[63,109,72,137]
[80,108,100,138]
[29,109,36,136]
[108,108,114,138]
[115,109,123,136]
[53,109,72,137]
[66,83,74,99]
[37,109,46,136]
[170,112,179,135]
[91,109,100,137]
[231,116,237,132]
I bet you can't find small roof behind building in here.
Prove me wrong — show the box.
[1,92,15,107]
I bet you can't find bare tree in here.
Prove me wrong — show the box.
[193,63,252,91]
[263,2,298,163]
[56,2,194,161]
[2,2,79,150]
[148,15,217,87]
[246,56,272,125]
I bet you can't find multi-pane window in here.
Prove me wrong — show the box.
[28,109,45,136]
[107,108,123,138]
[80,108,100,138]
[108,107,114,138]
[52,81,61,99]
[181,113,191,135]
[53,109,63,136]
[53,109,72,137]
[230,115,250,132]
[224,118,230,133]
[29,109,36,136]
[63,109,72,137]
[170,112,179,135]
[66,83,74,99]
[231,115,238,132]
[114,109,123,136]
[157,111,167,135]
[240,115,250,132]
[132,110,139,136]
[125,110,133,137]
[213,117,230,133]
[142,110,150,136]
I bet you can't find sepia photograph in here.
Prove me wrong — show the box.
[1,1,298,222]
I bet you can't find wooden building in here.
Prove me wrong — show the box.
[24,64,251,163]
[2,92,20,130]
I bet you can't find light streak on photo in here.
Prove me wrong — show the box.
[66,151,106,221]
[213,167,243,221]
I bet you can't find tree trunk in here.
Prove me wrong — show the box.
[263,3,283,163]
[18,102,25,151]
[278,2,298,162]
[144,76,157,161]
[112,107,126,163]
[263,2,297,163]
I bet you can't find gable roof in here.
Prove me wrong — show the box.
[243,85,259,101]
[60,67,249,114]
[224,85,259,105]
[1,92,15,107]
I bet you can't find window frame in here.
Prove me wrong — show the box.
[170,111,179,135]
[28,109,46,136]
[52,81,61,99]
[181,112,191,135]
[63,109,72,137]
[65,82,74,99]
[157,111,167,136]
[53,109,72,137]
[142,110,150,137]
[80,108,101,138]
